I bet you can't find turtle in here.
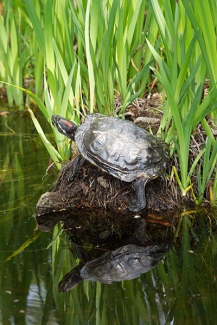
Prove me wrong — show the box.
[79,244,168,284]
[51,113,169,212]
[58,243,170,291]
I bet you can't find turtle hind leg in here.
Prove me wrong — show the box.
[128,177,148,212]
[68,155,85,181]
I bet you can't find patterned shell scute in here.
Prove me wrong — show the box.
[75,114,169,182]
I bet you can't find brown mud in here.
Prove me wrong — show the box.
[36,158,182,217]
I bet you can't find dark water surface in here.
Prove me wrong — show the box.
[1,111,217,325]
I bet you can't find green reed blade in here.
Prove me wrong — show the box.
[194,1,217,84]
[44,0,55,74]
[176,30,199,102]
[25,0,45,55]
[61,64,76,117]
[85,0,95,112]
[28,108,62,168]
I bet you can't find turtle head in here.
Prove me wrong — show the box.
[51,115,77,140]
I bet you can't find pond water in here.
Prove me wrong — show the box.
[1,111,217,325]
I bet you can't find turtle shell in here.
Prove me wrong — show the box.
[75,113,169,182]
[80,244,167,283]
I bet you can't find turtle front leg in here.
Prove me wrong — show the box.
[128,177,148,212]
[68,155,85,181]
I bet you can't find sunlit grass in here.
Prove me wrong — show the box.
[147,0,217,204]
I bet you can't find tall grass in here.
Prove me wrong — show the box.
[0,0,217,205]
[0,2,24,107]
[25,0,155,113]
[147,0,217,203]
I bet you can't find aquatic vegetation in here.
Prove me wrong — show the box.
[49,211,217,324]
[0,0,216,205]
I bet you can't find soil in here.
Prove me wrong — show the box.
[36,159,178,215]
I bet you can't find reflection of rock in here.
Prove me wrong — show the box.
[60,216,171,292]
[35,205,173,292]
[35,208,172,246]
[58,243,170,291]
[35,208,174,249]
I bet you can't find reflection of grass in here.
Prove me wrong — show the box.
[0,114,56,323]
[51,212,217,324]
[162,214,217,324]
[0,0,217,203]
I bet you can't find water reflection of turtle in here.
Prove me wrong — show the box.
[52,114,169,212]
[58,243,170,292]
